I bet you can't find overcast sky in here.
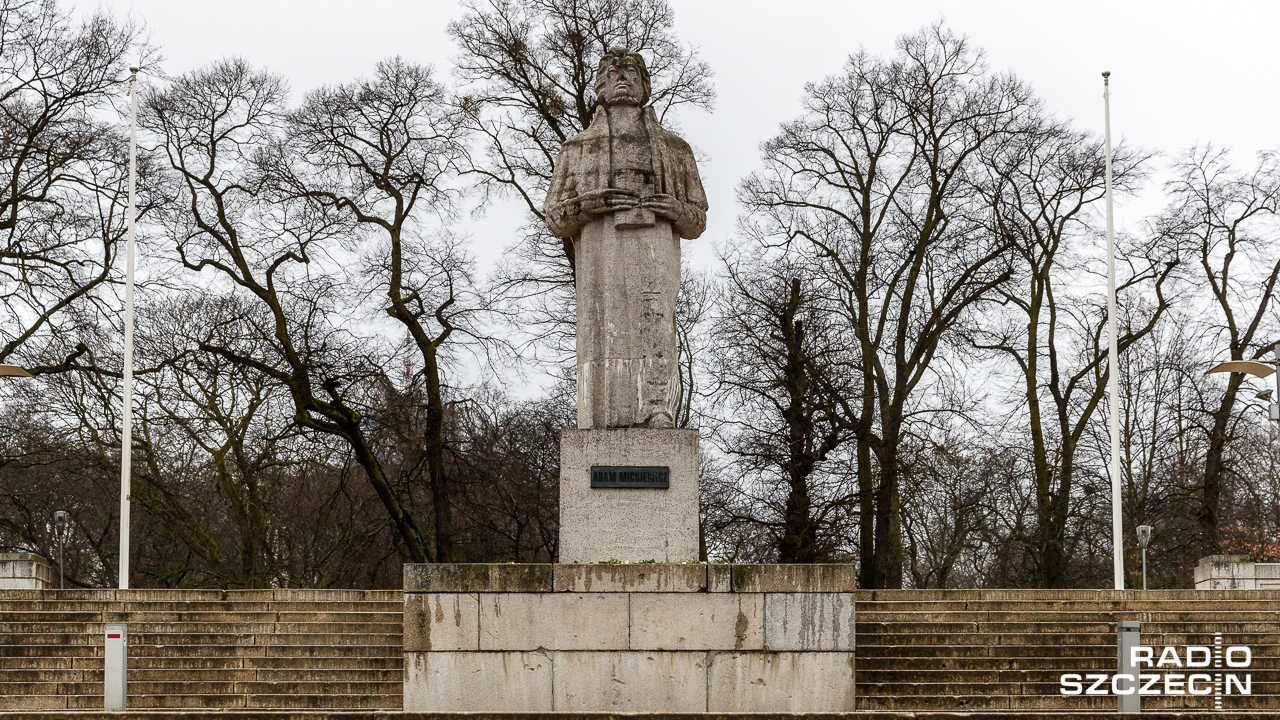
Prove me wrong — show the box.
[97,0,1279,270]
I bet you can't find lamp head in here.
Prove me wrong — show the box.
[1258,389,1275,401]
[1136,524,1153,549]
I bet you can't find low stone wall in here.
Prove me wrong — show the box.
[402,563,856,712]
[0,552,53,589]
[1194,554,1280,589]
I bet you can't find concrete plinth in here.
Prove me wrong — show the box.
[0,553,53,589]
[1194,554,1280,589]
[403,563,858,713]
[558,428,699,564]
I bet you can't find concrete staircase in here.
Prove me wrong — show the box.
[856,589,1280,712]
[0,589,402,710]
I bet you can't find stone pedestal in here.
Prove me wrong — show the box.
[575,214,681,429]
[402,563,857,712]
[559,428,699,564]
[1194,554,1280,589]
[0,553,53,589]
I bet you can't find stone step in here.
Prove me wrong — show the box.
[855,694,1111,711]
[57,667,403,682]
[15,679,403,694]
[0,601,403,613]
[859,610,1280,622]
[858,633,1280,647]
[856,668,1126,683]
[241,656,401,669]
[856,656,1117,671]
[858,643,1114,658]
[57,693,402,709]
[858,619,1280,632]
[240,693,400,709]
[40,655,402,670]
[2,630,401,645]
[0,669,87,682]
[0,621,402,635]
[1,638,399,655]
[860,601,1280,611]
[0,656,76,669]
[0,644,98,657]
[13,589,402,599]
[857,679,1280,697]
[0,590,402,711]
[861,695,1280,711]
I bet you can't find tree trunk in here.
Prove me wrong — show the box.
[871,436,904,588]
[779,281,818,563]
[1198,379,1242,558]
[423,348,453,563]
[857,436,876,587]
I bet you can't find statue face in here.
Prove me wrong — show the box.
[596,60,646,107]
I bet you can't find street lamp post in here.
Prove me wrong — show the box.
[1273,345,1280,422]
[1206,350,1280,423]
[1136,524,1153,591]
[53,511,68,590]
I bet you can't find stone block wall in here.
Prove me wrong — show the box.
[1194,554,1280,589]
[0,552,53,589]
[402,563,856,712]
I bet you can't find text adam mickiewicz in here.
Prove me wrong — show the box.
[590,466,670,489]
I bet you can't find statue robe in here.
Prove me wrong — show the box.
[544,104,708,429]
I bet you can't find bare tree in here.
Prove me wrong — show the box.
[143,59,444,562]
[703,246,858,562]
[276,57,480,562]
[0,0,152,371]
[739,24,1035,587]
[1157,146,1280,558]
[449,382,569,561]
[968,120,1175,586]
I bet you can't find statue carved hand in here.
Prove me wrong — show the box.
[641,194,686,223]
[576,188,640,216]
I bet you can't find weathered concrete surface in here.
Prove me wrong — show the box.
[411,563,872,593]
[1193,554,1280,590]
[764,592,856,651]
[543,49,707,431]
[732,564,858,593]
[0,553,52,590]
[403,563,551,593]
[479,593,628,650]
[558,429,699,564]
[707,651,856,712]
[708,563,732,592]
[403,593,477,651]
[551,650,707,712]
[629,592,763,650]
[404,651,551,711]
[572,212,683,429]
[553,563,706,592]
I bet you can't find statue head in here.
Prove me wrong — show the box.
[594,48,651,107]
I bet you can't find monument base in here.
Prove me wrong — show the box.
[559,428,699,564]
[402,563,857,713]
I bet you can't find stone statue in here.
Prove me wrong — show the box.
[545,48,708,430]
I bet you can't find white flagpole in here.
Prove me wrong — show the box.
[1102,71,1124,591]
[118,67,139,590]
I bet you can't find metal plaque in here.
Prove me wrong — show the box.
[590,465,670,489]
